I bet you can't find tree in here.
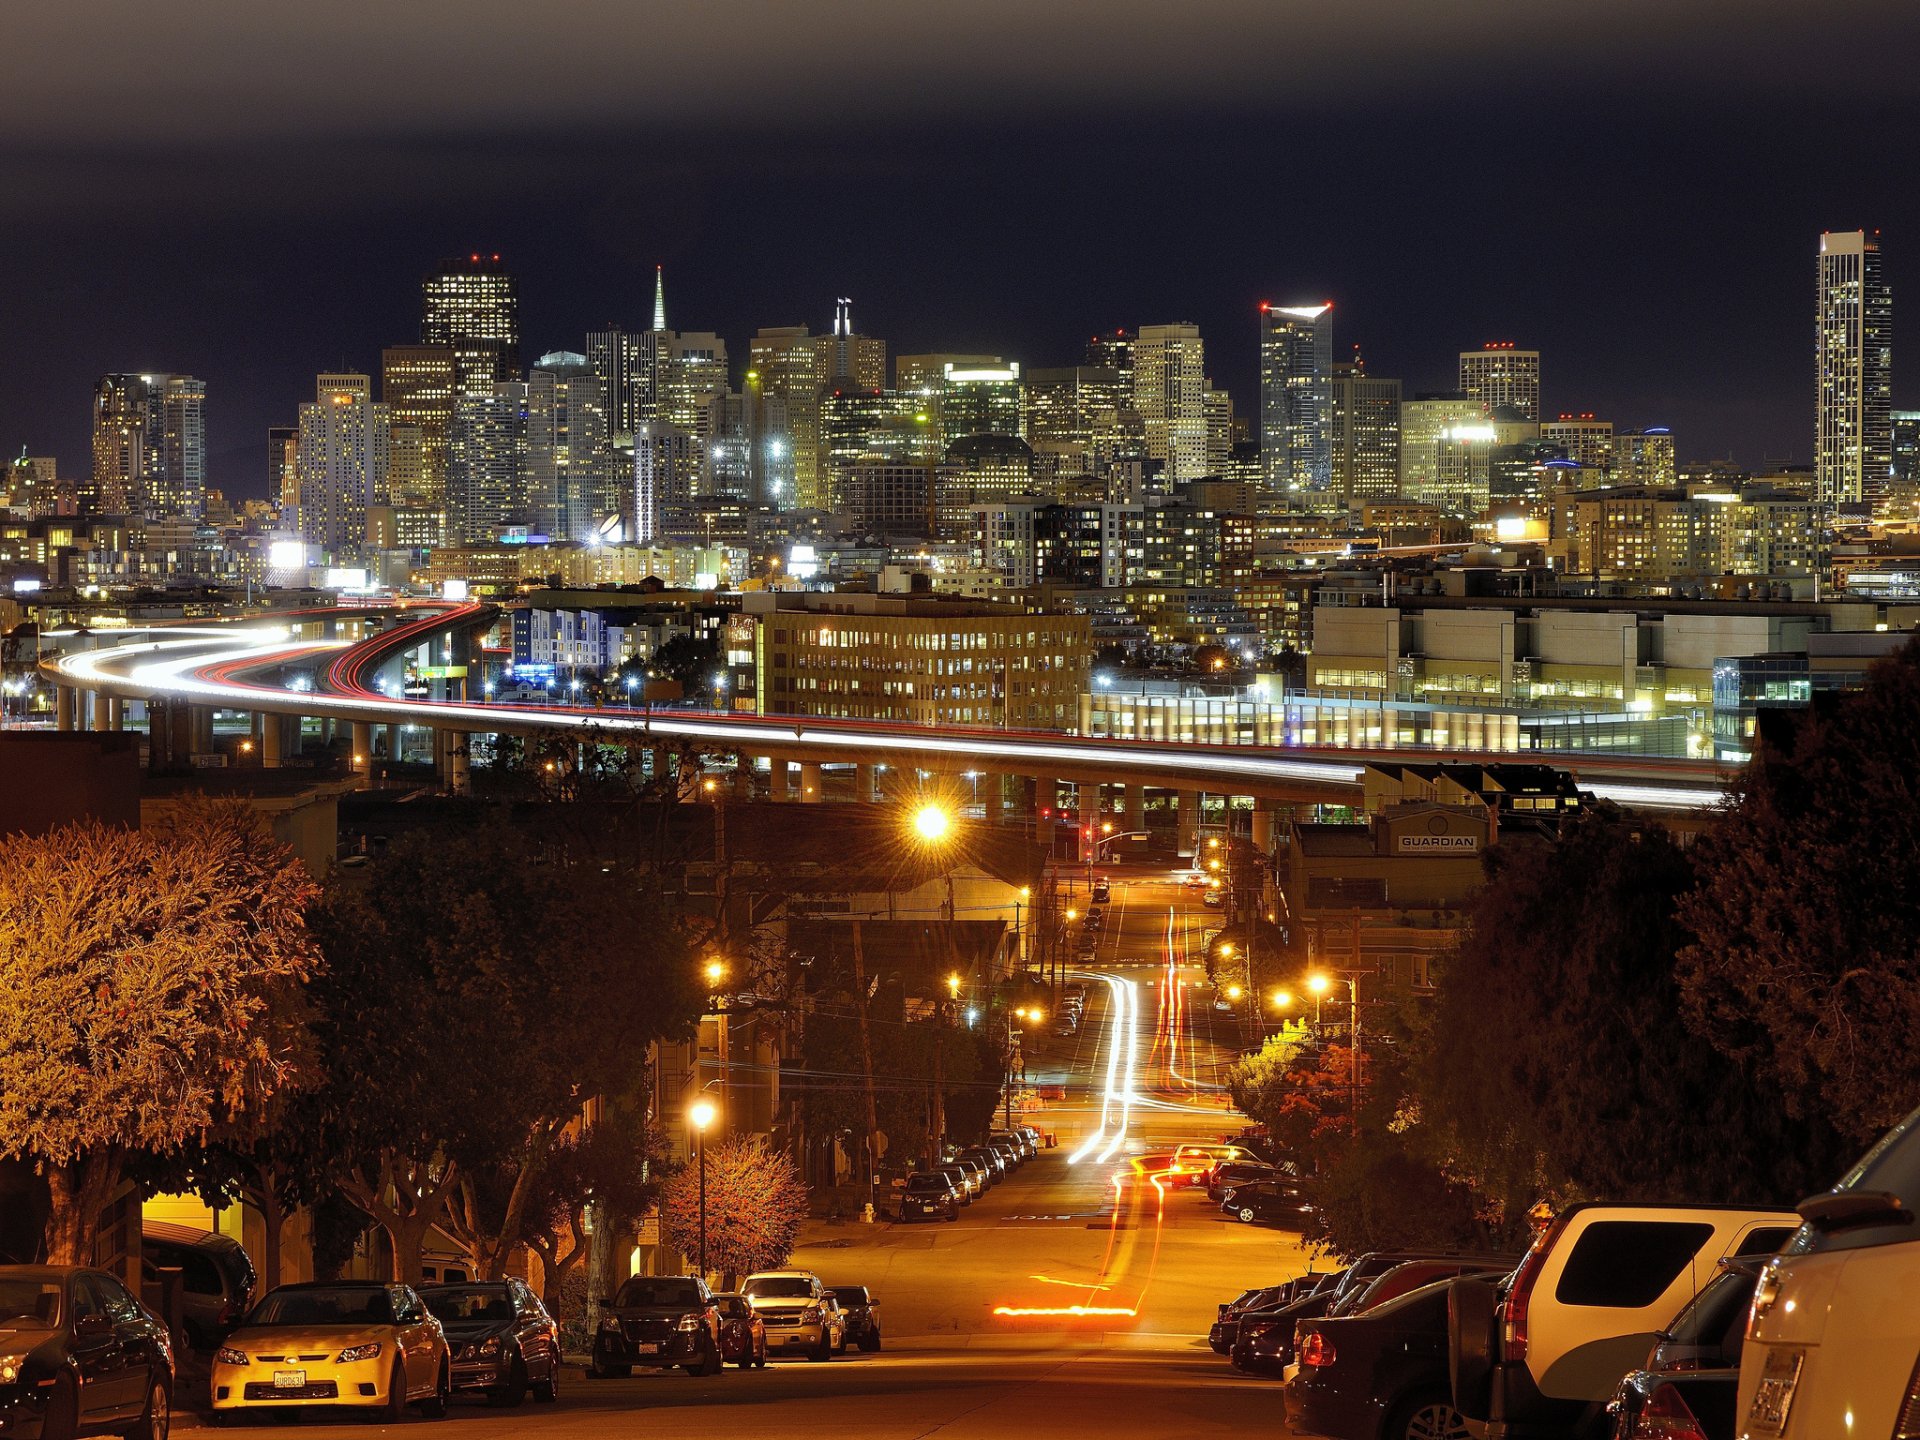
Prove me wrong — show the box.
[306,820,703,1280]
[1423,809,1844,1225]
[658,1137,808,1287]
[1680,640,1920,1145]
[520,1111,659,1310]
[0,802,321,1262]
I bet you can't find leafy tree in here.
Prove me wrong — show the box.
[1423,809,1844,1225]
[1679,640,1920,1145]
[0,802,320,1262]
[305,820,703,1280]
[659,1136,808,1287]
[520,1111,659,1310]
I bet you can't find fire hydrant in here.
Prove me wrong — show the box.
[862,1202,875,1224]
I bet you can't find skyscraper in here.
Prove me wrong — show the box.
[1327,357,1402,514]
[1816,230,1893,508]
[632,423,702,545]
[295,374,390,556]
[1258,303,1333,497]
[1024,365,1138,482]
[87,374,207,519]
[421,254,518,400]
[1133,323,1208,482]
[1542,414,1614,471]
[1400,393,1488,505]
[1459,343,1541,421]
[751,304,886,510]
[448,383,529,544]
[380,344,456,531]
[1614,427,1678,487]
[526,354,610,541]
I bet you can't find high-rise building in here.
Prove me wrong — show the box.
[526,354,610,542]
[1258,302,1333,497]
[448,383,528,544]
[655,331,729,436]
[380,344,456,524]
[1542,414,1614,472]
[585,326,650,441]
[937,434,1036,537]
[1816,230,1893,508]
[750,304,886,510]
[4,453,62,517]
[1894,410,1920,503]
[895,354,1002,393]
[87,373,206,519]
[820,388,937,511]
[1614,428,1679,487]
[295,374,390,556]
[940,363,1024,445]
[1459,343,1541,421]
[421,254,518,400]
[1025,365,1138,482]
[705,386,792,506]
[269,425,299,516]
[1326,358,1402,514]
[1400,394,1487,504]
[1085,329,1134,392]
[1133,323,1208,482]
[1203,383,1233,476]
[633,423,702,545]
[837,459,937,536]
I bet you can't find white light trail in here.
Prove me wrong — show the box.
[1067,972,1140,1165]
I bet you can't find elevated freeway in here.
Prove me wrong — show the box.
[41,603,1737,816]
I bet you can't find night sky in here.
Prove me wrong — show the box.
[3,0,1917,498]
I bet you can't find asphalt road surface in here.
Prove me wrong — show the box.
[206,863,1319,1439]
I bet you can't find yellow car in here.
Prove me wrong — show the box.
[210,1281,450,1421]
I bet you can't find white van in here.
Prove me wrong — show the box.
[1450,1202,1798,1440]
[1738,1105,1920,1440]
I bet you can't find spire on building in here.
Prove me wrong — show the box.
[834,297,851,336]
[652,265,667,332]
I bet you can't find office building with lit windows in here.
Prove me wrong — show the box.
[1133,323,1208,482]
[87,373,206,520]
[745,589,1091,730]
[1816,229,1893,508]
[421,254,519,400]
[1327,359,1401,515]
[1614,427,1679,487]
[1542,414,1614,471]
[1258,302,1333,497]
[296,374,391,556]
[1459,343,1541,421]
[448,382,529,544]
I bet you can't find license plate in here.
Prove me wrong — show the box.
[272,1369,306,1390]
[1745,1348,1805,1437]
[635,1342,659,1355]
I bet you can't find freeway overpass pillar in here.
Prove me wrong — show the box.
[799,761,824,802]
[1033,775,1057,822]
[982,773,1004,822]
[90,693,113,732]
[1077,783,1101,845]
[1251,807,1276,855]
[776,759,798,798]
[449,733,472,796]
[260,713,285,768]
[1116,783,1140,834]
[55,685,76,731]
[351,722,375,786]
[1176,790,1201,857]
[853,763,876,802]
[385,723,401,761]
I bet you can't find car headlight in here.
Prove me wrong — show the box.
[479,1336,500,1355]
[0,1355,24,1385]
[214,1347,249,1367]
[677,1312,703,1331]
[800,1305,823,1323]
[336,1343,382,1363]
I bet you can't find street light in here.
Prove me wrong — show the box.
[1271,989,1293,1011]
[912,804,952,842]
[704,958,727,988]
[688,1099,717,1278]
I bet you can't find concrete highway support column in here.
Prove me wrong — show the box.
[778,759,798,799]
[1034,775,1057,823]
[1077,782,1102,847]
[191,706,214,758]
[260,713,284,768]
[799,761,824,803]
[55,686,76,731]
[449,733,472,796]
[854,763,876,803]
[385,723,401,762]
[90,693,113,732]
[1176,790,1201,858]
[351,722,375,786]
[1251,806,1276,855]
[981,773,1004,822]
[1116,784,1141,836]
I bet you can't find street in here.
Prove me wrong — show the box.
[203,864,1316,1438]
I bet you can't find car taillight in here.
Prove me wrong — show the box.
[1630,1385,1708,1440]
[1500,1213,1568,1364]
[1299,1332,1336,1368]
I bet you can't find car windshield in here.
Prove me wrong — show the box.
[422,1287,514,1324]
[248,1287,393,1326]
[907,1175,949,1192]
[0,1279,61,1327]
[743,1277,813,1299]
[827,1287,869,1306]
[614,1278,701,1308]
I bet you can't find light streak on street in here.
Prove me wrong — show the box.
[1066,973,1140,1166]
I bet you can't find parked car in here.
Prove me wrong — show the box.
[741,1271,838,1362]
[951,1156,991,1196]
[1450,1203,1798,1440]
[959,1146,1006,1185]
[1221,1178,1315,1228]
[1210,1280,1309,1355]
[1338,1257,1521,1319]
[588,1274,724,1377]
[1737,1102,1920,1440]
[900,1172,962,1222]
[420,1278,560,1405]
[1603,1261,1767,1440]
[710,1294,766,1369]
[212,1280,448,1421]
[937,1165,976,1205]
[1209,1160,1283,1203]
[1235,1254,1485,1376]
[825,1286,881,1352]
[0,1266,174,1440]
[991,1130,1036,1161]
[140,1222,255,1352]
[986,1137,1024,1171]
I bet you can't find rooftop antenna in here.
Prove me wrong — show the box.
[834,298,852,337]
[652,265,667,332]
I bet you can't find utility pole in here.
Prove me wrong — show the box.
[850,922,879,1211]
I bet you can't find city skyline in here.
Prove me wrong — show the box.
[4,4,1918,490]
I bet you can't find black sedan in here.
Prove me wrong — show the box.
[1285,1277,1491,1440]
[420,1279,561,1405]
[824,1287,880,1352]
[589,1276,723,1378]
[0,1266,174,1440]
[1220,1179,1314,1228]
[899,1173,961,1222]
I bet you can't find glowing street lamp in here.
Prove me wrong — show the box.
[946,973,961,999]
[912,804,953,842]
[688,1099,718,1277]
[703,958,727,988]
[1225,983,1244,1003]
[1271,989,1294,1012]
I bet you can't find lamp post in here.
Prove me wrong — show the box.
[1305,971,1363,1127]
[688,1098,717,1278]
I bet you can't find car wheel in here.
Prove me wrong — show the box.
[1389,1390,1473,1440]
[810,1333,832,1362]
[1237,1207,1255,1223]
[120,1376,171,1440]
[419,1362,450,1419]
[41,1375,78,1440]
[384,1360,409,1423]
[945,1207,958,1222]
[587,1357,629,1379]
[859,1330,881,1353]
[491,1355,527,1407]
[530,1359,559,1404]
